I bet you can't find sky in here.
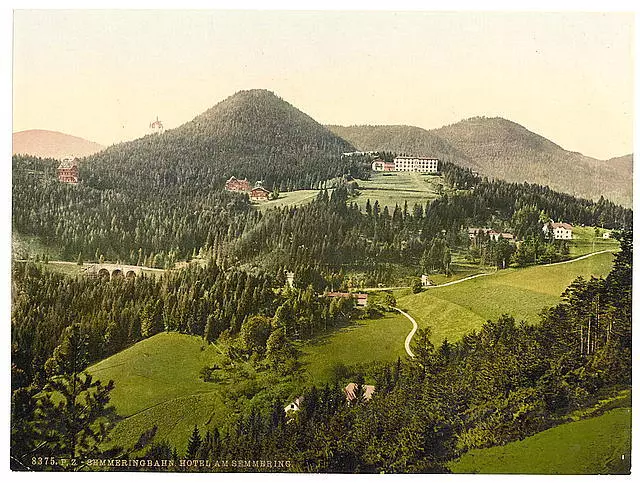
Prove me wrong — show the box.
[12,9,635,159]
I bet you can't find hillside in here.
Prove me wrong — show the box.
[84,89,361,193]
[12,129,105,159]
[88,332,296,453]
[329,119,632,207]
[301,251,616,378]
[450,407,631,474]
[399,251,615,345]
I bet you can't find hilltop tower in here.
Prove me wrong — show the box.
[149,116,164,135]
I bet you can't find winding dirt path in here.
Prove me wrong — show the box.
[391,307,418,358]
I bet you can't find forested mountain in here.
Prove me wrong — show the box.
[84,89,363,194]
[329,118,633,207]
[12,90,367,264]
[12,129,105,159]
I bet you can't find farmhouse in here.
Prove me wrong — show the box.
[325,292,368,306]
[468,228,515,243]
[544,222,573,240]
[57,158,79,183]
[488,230,516,242]
[468,227,491,244]
[344,383,375,404]
[225,176,251,192]
[250,186,271,201]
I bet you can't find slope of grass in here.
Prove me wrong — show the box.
[449,407,631,474]
[107,391,227,454]
[300,312,409,383]
[301,253,615,382]
[88,332,301,452]
[89,332,223,416]
[255,189,320,211]
[354,172,441,210]
[569,226,619,257]
[88,333,232,451]
[399,252,614,345]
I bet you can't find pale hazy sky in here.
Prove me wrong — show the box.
[12,10,634,159]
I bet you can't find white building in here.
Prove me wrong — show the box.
[393,156,439,173]
[285,270,295,288]
[284,397,303,415]
[544,222,573,240]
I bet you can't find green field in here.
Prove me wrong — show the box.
[450,407,631,474]
[300,312,409,383]
[255,189,320,211]
[569,226,619,257]
[88,332,302,452]
[88,333,228,450]
[399,252,614,345]
[353,172,442,210]
[301,252,614,375]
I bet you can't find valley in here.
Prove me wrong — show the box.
[10,89,632,474]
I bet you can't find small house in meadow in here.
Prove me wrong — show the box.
[250,185,271,201]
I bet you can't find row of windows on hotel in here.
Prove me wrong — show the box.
[372,157,439,173]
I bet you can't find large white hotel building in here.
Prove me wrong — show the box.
[372,156,439,173]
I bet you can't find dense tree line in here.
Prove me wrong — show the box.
[13,144,629,274]
[11,261,275,387]
[228,170,630,285]
[13,155,259,265]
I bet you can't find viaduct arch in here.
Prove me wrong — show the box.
[85,264,143,280]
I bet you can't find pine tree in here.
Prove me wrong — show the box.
[33,324,118,468]
[186,425,202,459]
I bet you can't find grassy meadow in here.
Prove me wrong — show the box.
[254,189,320,211]
[450,407,631,474]
[399,251,615,345]
[353,172,442,210]
[300,312,409,383]
[569,225,619,257]
[301,251,615,377]
[88,332,297,452]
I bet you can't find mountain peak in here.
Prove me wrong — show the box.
[13,129,105,159]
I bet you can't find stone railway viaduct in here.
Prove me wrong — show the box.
[83,263,162,280]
